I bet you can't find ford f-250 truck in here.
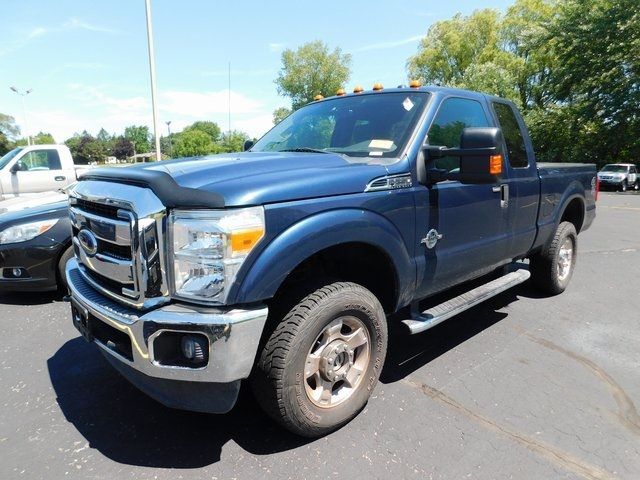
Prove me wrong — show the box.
[65,85,596,437]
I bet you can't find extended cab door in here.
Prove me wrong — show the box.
[490,101,539,258]
[414,96,512,299]
[0,147,69,196]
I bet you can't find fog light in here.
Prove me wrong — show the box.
[181,334,207,363]
[12,268,22,277]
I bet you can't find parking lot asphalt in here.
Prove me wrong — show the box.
[1,192,639,480]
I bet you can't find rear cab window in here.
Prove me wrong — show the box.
[492,102,529,168]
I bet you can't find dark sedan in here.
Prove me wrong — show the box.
[0,197,72,292]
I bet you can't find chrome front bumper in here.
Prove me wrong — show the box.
[66,258,268,385]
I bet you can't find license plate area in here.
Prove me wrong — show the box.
[71,298,92,342]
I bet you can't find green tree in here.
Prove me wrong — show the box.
[173,129,216,157]
[219,130,249,153]
[65,133,106,164]
[276,40,352,110]
[184,121,221,143]
[272,107,291,125]
[124,125,151,154]
[0,113,20,155]
[113,136,134,160]
[32,131,56,144]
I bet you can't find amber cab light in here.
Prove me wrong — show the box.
[353,85,364,93]
[313,94,324,101]
[336,88,346,96]
[489,155,503,175]
[372,83,384,91]
[409,80,422,88]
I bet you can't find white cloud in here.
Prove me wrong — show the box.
[353,34,425,53]
[62,18,120,34]
[268,42,286,53]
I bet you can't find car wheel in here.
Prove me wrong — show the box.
[57,245,74,293]
[634,180,639,191]
[620,180,627,192]
[252,282,387,437]
[529,221,577,295]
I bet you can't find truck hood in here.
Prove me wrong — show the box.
[104,152,391,207]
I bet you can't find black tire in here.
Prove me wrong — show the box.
[529,221,577,295]
[251,282,387,437]
[634,180,639,191]
[620,180,627,192]
[57,245,74,293]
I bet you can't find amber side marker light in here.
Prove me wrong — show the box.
[353,85,364,93]
[372,83,384,91]
[313,94,324,101]
[409,80,422,88]
[489,155,503,175]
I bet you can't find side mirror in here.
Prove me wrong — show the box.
[243,139,254,151]
[10,160,26,173]
[424,127,504,184]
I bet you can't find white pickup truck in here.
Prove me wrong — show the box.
[0,145,90,200]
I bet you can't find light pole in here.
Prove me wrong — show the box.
[9,86,33,146]
[144,0,161,162]
[165,120,173,158]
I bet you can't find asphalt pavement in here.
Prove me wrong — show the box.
[1,192,639,480]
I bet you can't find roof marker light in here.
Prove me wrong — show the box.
[409,79,422,88]
[313,94,324,101]
[372,83,384,91]
[353,85,364,93]
[336,88,346,96]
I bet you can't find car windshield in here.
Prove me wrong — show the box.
[600,165,627,173]
[0,147,24,170]
[252,92,430,160]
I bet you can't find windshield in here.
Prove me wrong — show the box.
[252,92,429,160]
[600,165,627,173]
[0,147,24,170]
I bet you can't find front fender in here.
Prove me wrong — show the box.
[230,209,415,309]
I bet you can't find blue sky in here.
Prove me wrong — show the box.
[0,0,512,142]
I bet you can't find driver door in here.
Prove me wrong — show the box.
[414,97,511,299]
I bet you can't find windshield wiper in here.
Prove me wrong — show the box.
[278,148,328,154]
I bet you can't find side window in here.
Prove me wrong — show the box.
[493,102,528,168]
[20,149,62,171]
[427,98,489,171]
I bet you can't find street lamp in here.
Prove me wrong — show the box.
[9,86,33,146]
[165,120,173,158]
[144,0,161,162]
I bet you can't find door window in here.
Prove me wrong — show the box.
[493,103,528,168]
[427,97,490,172]
[20,149,62,171]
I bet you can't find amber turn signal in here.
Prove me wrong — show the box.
[372,83,384,91]
[489,155,503,175]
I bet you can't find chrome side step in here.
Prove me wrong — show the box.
[401,269,531,335]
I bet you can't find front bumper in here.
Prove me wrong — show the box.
[66,258,268,412]
[0,240,64,292]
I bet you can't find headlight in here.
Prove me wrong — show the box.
[0,219,59,244]
[169,207,265,304]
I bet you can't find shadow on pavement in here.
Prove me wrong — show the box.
[0,290,61,306]
[47,337,309,469]
[380,283,543,384]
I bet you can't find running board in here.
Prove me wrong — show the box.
[401,269,531,335]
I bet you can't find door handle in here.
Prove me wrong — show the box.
[493,184,509,208]
[54,176,66,182]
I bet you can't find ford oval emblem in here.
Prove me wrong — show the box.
[78,229,98,257]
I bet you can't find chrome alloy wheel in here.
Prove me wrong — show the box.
[557,238,574,282]
[304,316,371,408]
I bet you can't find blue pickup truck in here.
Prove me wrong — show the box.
[65,85,596,437]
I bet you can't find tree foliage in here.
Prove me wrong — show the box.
[407,0,640,166]
[124,125,151,154]
[113,136,134,160]
[173,129,216,157]
[183,121,221,143]
[219,130,249,153]
[0,113,20,155]
[65,133,106,164]
[273,107,291,125]
[276,41,352,110]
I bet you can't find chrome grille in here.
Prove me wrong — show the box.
[69,180,170,310]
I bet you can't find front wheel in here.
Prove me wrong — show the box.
[251,282,387,437]
[620,180,628,192]
[634,180,639,191]
[529,221,577,295]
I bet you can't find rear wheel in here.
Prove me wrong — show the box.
[251,282,387,437]
[634,180,639,191]
[529,221,577,295]
[620,180,628,192]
